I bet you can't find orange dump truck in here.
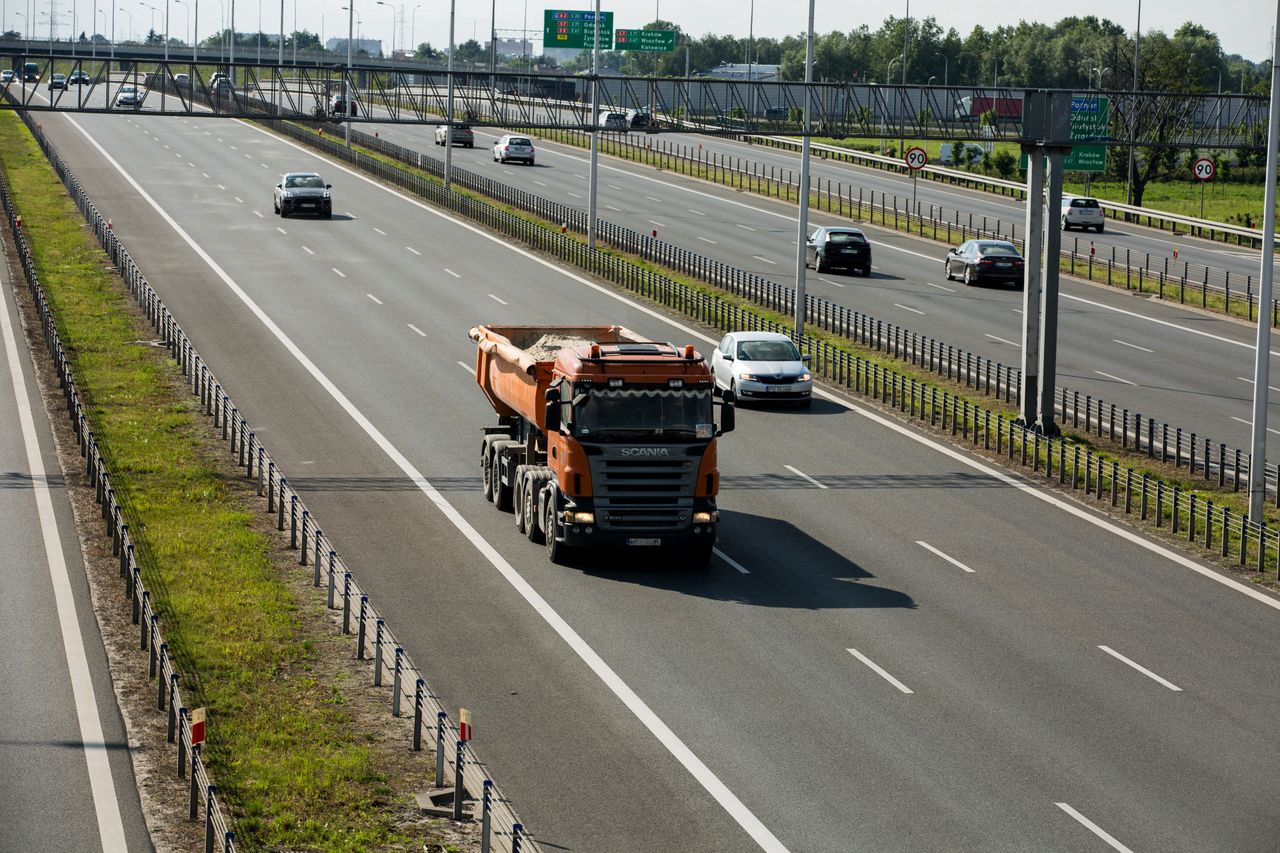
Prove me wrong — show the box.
[471,324,735,565]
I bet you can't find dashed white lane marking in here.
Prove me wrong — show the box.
[894,303,924,315]
[252,211,263,218]
[697,236,717,244]
[926,282,955,292]
[606,204,622,211]
[275,226,287,234]
[407,323,427,336]
[234,196,244,203]
[1229,415,1280,436]
[916,541,975,573]
[187,162,195,168]
[301,246,314,254]
[753,256,776,265]
[488,294,509,305]
[688,209,706,216]
[784,464,827,489]
[260,162,269,168]
[567,191,583,198]
[985,333,1019,347]
[1055,803,1134,853]
[332,268,346,278]
[818,277,844,288]
[1113,339,1154,354]
[406,246,421,255]
[1237,376,1280,394]
[373,227,387,235]
[202,172,210,178]
[534,180,548,186]
[444,269,461,279]
[216,183,226,189]
[646,195,662,202]
[457,360,472,371]
[1,269,129,850]
[649,219,666,227]
[229,144,237,149]
[1095,370,1135,386]
[714,548,750,574]
[607,183,624,190]
[735,224,756,232]
[345,211,356,218]
[503,169,515,175]
[1097,645,1182,691]
[846,649,913,694]
[367,294,383,305]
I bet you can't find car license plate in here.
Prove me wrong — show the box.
[626,537,661,546]
[300,202,314,207]
[766,385,790,392]
[996,261,1010,267]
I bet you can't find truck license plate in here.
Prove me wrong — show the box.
[626,537,662,546]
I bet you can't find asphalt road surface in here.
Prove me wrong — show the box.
[0,229,153,852]
[22,99,1280,852]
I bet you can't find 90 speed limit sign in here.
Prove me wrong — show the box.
[1193,157,1216,181]
[904,146,928,171]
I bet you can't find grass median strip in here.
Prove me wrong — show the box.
[0,111,463,850]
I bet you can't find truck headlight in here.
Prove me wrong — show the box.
[692,511,716,523]
[565,511,594,524]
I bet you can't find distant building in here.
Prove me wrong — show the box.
[489,36,532,58]
[325,37,383,56]
[695,62,779,81]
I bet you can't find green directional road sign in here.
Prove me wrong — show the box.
[614,28,675,52]
[1020,95,1109,173]
[543,9,614,50]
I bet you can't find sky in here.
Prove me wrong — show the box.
[24,0,1277,63]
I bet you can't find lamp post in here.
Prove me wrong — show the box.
[884,55,900,152]
[444,0,455,185]
[173,0,186,49]
[1126,0,1141,207]
[993,55,999,86]
[345,0,352,146]
[228,0,235,77]
[935,51,947,86]
[164,0,171,59]
[143,2,157,37]
[116,5,128,41]
[13,9,23,40]
[276,0,282,111]
[792,0,815,337]
[375,0,390,55]
[408,1,417,51]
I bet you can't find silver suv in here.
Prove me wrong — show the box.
[1061,196,1105,233]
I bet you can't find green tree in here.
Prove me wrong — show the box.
[994,149,1018,179]
[453,39,486,64]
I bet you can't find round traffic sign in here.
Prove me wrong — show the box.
[1193,157,1216,182]
[904,146,928,171]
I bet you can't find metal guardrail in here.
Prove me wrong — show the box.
[337,122,1276,495]
[12,111,535,851]
[269,117,1280,582]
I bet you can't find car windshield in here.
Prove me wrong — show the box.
[1070,198,1100,208]
[574,387,714,439]
[286,175,325,188]
[825,231,866,245]
[455,124,472,131]
[977,243,1020,257]
[736,339,801,361]
[507,137,531,146]
[120,86,137,93]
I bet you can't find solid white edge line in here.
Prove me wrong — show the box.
[1097,645,1182,691]
[61,113,793,853]
[784,464,828,489]
[915,540,975,573]
[846,648,913,694]
[1055,803,1135,853]
[1,264,128,849]
[713,547,750,574]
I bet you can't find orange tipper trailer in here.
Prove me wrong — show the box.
[470,324,735,565]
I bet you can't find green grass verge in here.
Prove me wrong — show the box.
[0,110,455,850]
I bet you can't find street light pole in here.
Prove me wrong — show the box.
[408,2,417,52]
[344,0,352,147]
[587,0,600,247]
[1247,4,1280,523]
[443,0,455,185]
[276,0,282,112]
[793,0,815,337]
[1126,0,1141,207]
[935,51,947,87]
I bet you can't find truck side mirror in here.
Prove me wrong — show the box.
[718,392,736,435]
[544,400,561,433]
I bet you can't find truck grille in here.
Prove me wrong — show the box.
[586,445,702,531]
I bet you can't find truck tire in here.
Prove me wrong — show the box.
[480,434,510,502]
[543,484,568,565]
[491,440,520,512]
[524,469,551,543]
[513,465,529,533]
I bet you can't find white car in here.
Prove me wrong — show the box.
[113,85,143,109]
[1061,196,1105,232]
[492,134,535,165]
[711,331,812,408]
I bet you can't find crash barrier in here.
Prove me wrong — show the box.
[14,110,534,852]
[259,115,1280,578]
[532,126,1273,310]
[0,132,238,852]
[321,122,1274,495]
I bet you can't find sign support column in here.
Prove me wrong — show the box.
[1018,141,1045,429]
[587,0,600,249]
[1037,145,1069,432]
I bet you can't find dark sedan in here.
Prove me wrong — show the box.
[274,172,333,218]
[805,226,872,275]
[944,239,1025,287]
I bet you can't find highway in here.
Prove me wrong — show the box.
[23,96,1280,852]
[0,227,152,850]
[351,114,1280,462]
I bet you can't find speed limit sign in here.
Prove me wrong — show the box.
[1193,157,1216,181]
[905,146,928,171]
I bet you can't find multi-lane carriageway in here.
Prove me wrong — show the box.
[15,88,1280,852]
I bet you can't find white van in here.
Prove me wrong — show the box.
[598,110,628,131]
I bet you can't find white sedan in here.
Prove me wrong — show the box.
[711,331,812,408]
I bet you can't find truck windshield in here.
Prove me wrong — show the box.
[575,387,714,439]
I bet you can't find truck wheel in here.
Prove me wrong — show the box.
[544,486,568,565]
[523,472,546,543]
[513,466,529,533]
[480,434,509,502]
[491,441,519,512]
